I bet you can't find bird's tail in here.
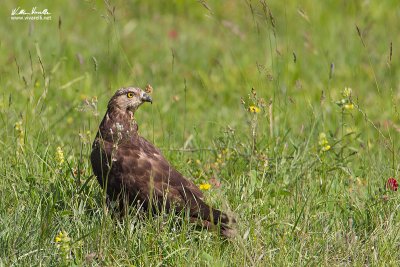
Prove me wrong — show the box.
[193,199,237,238]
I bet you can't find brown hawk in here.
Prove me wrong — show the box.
[90,87,236,237]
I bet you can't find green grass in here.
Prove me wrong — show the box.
[1,0,400,265]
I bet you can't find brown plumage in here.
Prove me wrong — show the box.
[90,87,236,237]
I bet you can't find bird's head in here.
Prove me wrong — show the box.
[107,87,152,113]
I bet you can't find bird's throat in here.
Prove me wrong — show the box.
[100,108,138,142]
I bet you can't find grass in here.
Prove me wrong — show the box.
[1,0,400,265]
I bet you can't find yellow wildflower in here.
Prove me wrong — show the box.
[55,231,63,243]
[199,183,211,191]
[14,120,24,148]
[55,146,65,166]
[14,121,23,132]
[342,87,352,98]
[54,230,71,260]
[336,87,354,110]
[66,117,73,125]
[318,133,328,146]
[318,132,331,152]
[55,230,70,244]
[248,105,261,113]
[321,145,331,152]
[344,103,354,110]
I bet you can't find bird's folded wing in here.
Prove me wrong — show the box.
[117,136,205,202]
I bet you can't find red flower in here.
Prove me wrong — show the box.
[168,29,178,40]
[387,178,398,191]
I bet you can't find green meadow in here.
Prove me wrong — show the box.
[1,0,400,265]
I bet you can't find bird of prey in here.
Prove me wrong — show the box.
[90,87,236,237]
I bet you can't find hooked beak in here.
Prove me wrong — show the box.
[141,92,152,104]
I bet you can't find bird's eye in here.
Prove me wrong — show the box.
[127,92,134,98]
